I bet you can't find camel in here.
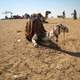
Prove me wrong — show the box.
[25,14,46,41]
[25,14,69,47]
[31,24,69,47]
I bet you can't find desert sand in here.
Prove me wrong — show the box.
[0,19,80,80]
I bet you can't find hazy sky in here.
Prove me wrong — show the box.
[0,0,80,18]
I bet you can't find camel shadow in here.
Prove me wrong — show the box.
[38,40,80,57]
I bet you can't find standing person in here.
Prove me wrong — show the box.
[63,11,66,19]
[72,9,77,20]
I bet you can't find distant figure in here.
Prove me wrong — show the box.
[57,11,66,19]
[63,11,66,19]
[72,9,77,20]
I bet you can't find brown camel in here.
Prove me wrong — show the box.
[25,14,46,42]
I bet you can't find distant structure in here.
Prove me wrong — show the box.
[11,13,30,19]
[2,11,13,19]
[71,9,77,20]
[11,15,23,19]
[57,11,66,19]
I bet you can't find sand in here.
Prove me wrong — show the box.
[0,19,80,80]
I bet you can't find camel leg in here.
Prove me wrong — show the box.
[55,35,58,42]
[42,37,50,42]
[32,34,39,47]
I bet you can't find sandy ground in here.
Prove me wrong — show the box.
[0,19,80,80]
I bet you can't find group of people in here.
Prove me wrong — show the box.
[63,9,77,20]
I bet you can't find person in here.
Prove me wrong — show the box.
[63,11,65,19]
[72,9,77,20]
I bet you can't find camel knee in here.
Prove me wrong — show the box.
[32,38,37,44]
[32,34,38,47]
[32,38,38,47]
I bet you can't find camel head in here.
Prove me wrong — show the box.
[45,11,51,19]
